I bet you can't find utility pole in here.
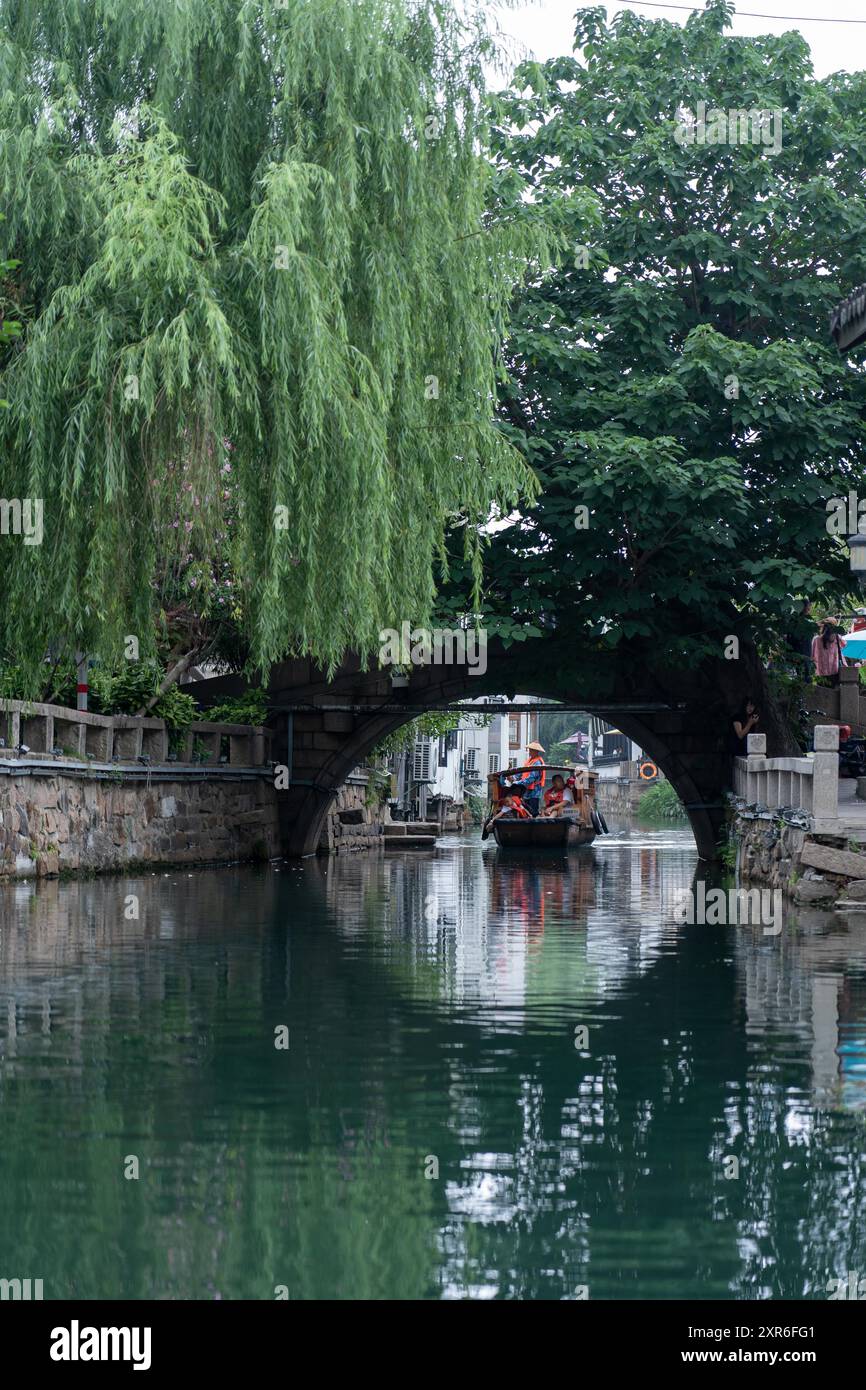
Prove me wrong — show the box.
[75,651,88,712]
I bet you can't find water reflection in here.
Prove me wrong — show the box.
[1,829,866,1299]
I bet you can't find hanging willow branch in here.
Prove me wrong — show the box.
[0,0,549,687]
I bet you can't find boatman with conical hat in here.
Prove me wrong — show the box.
[505,740,546,818]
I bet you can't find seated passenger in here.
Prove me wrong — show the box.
[541,775,568,817]
[498,792,530,820]
[482,789,530,837]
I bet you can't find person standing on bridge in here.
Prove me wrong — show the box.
[731,699,760,757]
[505,741,547,818]
[812,617,847,687]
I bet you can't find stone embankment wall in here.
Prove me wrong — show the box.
[596,776,659,816]
[734,813,866,909]
[0,770,280,880]
[0,766,391,879]
[0,702,408,876]
[318,774,388,854]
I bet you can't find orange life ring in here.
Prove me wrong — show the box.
[639,761,658,780]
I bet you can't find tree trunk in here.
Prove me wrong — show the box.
[134,650,199,717]
[741,642,799,756]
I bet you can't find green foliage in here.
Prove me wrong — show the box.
[0,662,26,699]
[717,835,738,871]
[205,690,269,726]
[371,709,489,759]
[102,663,198,730]
[0,213,22,405]
[0,655,197,730]
[637,780,686,821]
[538,708,588,759]
[364,766,392,807]
[466,792,487,825]
[477,1,866,664]
[0,0,552,685]
[372,711,464,760]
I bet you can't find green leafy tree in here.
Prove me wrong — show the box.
[0,0,549,689]
[0,212,22,404]
[476,1,866,723]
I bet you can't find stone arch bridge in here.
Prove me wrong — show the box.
[194,638,792,862]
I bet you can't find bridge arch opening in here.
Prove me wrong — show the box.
[271,682,716,860]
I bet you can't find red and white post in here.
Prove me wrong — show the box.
[75,651,88,712]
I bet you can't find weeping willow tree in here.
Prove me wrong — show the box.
[0,0,550,688]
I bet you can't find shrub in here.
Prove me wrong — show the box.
[466,793,487,826]
[205,690,269,725]
[637,780,686,821]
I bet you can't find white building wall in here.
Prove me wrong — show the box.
[430,728,465,804]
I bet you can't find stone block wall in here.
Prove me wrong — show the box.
[733,815,807,893]
[733,812,866,907]
[318,774,387,855]
[0,771,279,880]
[595,778,652,816]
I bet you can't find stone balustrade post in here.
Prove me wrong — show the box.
[746,732,766,805]
[812,724,839,822]
[840,666,861,729]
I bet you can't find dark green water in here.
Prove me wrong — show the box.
[1,823,866,1301]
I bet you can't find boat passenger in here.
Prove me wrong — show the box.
[486,790,530,827]
[507,741,546,817]
[541,774,568,817]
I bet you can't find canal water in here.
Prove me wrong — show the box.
[1,821,866,1301]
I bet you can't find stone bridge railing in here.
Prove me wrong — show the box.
[803,667,865,731]
[733,727,839,830]
[0,699,273,768]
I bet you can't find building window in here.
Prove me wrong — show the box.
[508,714,520,747]
[413,740,433,782]
[488,753,500,774]
[508,756,518,769]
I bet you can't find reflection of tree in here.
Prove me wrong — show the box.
[3,854,866,1299]
[1,868,452,1299]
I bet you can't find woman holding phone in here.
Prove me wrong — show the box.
[731,699,760,757]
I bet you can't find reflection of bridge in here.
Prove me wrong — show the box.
[194,638,795,861]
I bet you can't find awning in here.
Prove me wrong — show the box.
[841,633,866,660]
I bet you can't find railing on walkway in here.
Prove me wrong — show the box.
[0,699,273,767]
[803,667,863,729]
[733,726,839,829]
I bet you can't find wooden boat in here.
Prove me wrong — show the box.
[483,763,607,850]
[493,816,597,849]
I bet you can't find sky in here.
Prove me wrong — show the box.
[496,1,866,80]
